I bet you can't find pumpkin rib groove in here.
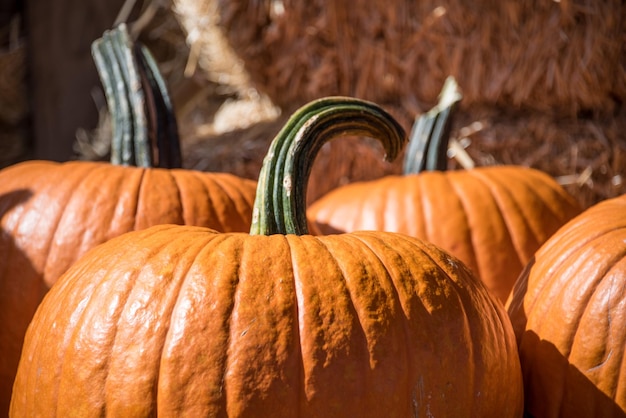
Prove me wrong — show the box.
[473,170,538,263]
[315,234,371,342]
[284,236,305,416]
[203,175,239,229]
[35,163,101,281]
[294,234,371,409]
[132,168,148,231]
[445,173,480,278]
[346,232,425,412]
[527,228,626,342]
[313,233,408,416]
[407,237,479,412]
[416,232,524,413]
[358,230,521,414]
[337,232,408,349]
[509,169,579,235]
[288,234,365,415]
[404,234,494,412]
[33,229,150,413]
[198,172,245,231]
[39,163,105,282]
[417,175,435,241]
[507,194,626,415]
[188,171,222,229]
[468,169,539,267]
[532,203,626,278]
[408,177,427,238]
[42,164,137,282]
[563,236,626,359]
[521,225,617,321]
[606,260,626,402]
[0,162,99,413]
[447,172,511,292]
[64,229,174,414]
[55,225,186,414]
[579,261,622,375]
[224,173,256,213]
[13,247,86,411]
[504,169,580,250]
[347,232,410,317]
[80,265,141,415]
[104,228,212,415]
[213,174,257,229]
[222,234,259,414]
[156,230,237,416]
[166,169,186,224]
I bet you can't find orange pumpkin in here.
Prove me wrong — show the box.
[11,97,523,417]
[507,193,626,416]
[0,25,256,414]
[307,78,581,304]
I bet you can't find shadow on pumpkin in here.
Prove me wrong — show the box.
[519,330,626,418]
[0,188,41,418]
[510,258,626,417]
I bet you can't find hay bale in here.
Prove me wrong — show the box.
[182,103,626,210]
[165,0,625,210]
[209,0,624,117]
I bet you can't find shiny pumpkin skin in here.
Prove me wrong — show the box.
[307,165,581,303]
[0,160,257,414]
[506,194,626,417]
[11,224,523,417]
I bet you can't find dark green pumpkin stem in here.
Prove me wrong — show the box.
[91,23,181,168]
[403,76,462,174]
[250,97,407,236]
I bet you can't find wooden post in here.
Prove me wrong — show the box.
[26,0,127,161]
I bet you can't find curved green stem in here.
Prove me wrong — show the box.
[91,23,181,168]
[92,35,132,164]
[250,97,407,236]
[403,76,462,174]
[135,43,181,168]
[110,25,150,167]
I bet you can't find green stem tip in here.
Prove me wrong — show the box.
[403,76,462,174]
[91,23,181,168]
[250,97,407,236]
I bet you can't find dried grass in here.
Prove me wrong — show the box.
[212,0,625,117]
[69,1,626,210]
[182,103,626,209]
[170,0,625,209]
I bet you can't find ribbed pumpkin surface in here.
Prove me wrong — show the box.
[0,160,256,413]
[308,165,581,303]
[12,224,523,417]
[507,194,626,417]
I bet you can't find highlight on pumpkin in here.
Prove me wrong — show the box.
[0,22,259,416]
[10,95,524,417]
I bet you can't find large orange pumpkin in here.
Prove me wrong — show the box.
[11,97,523,417]
[307,78,581,304]
[0,25,256,415]
[507,193,626,416]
